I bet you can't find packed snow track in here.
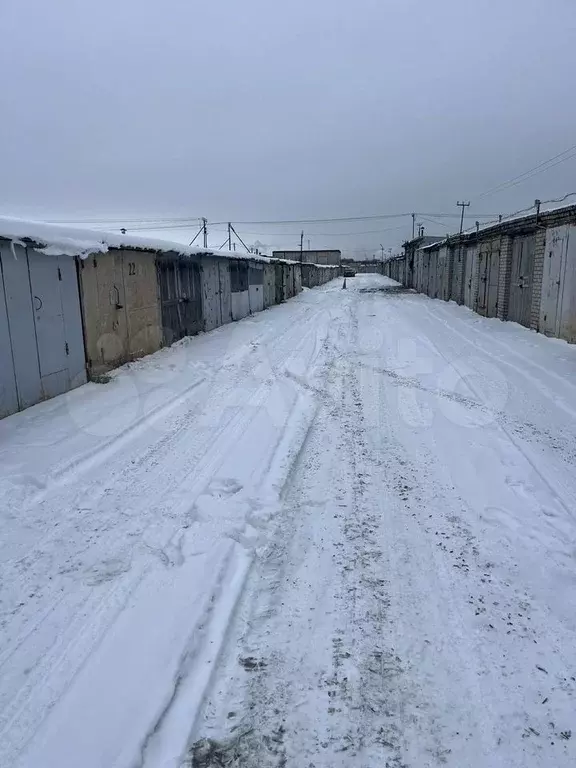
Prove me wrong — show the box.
[1,274,576,768]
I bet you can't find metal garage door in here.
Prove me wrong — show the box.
[0,242,87,417]
[230,261,250,320]
[248,265,264,313]
[158,258,202,345]
[477,246,499,317]
[421,253,430,295]
[275,264,284,303]
[508,235,535,328]
[202,258,222,331]
[540,225,576,342]
[0,260,18,418]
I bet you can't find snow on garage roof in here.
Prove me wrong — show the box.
[0,215,269,263]
[419,201,576,250]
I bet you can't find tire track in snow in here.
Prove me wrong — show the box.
[133,328,332,768]
[0,298,337,768]
[0,300,329,625]
[423,301,576,421]
[0,565,148,759]
[50,375,208,487]
[415,302,576,522]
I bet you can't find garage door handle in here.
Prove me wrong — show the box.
[34,296,43,311]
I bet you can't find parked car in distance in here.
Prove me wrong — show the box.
[343,265,356,277]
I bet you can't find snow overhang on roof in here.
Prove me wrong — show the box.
[0,216,270,263]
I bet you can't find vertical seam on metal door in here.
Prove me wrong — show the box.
[0,248,19,401]
[25,247,43,388]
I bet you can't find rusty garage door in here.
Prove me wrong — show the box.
[157,257,202,345]
[508,235,535,328]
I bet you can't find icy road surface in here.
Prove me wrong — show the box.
[1,274,576,768]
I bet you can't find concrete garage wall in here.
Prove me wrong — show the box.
[283,264,293,300]
[79,249,161,376]
[301,263,338,288]
[294,263,302,294]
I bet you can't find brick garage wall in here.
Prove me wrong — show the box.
[530,229,547,330]
[402,204,576,342]
[497,235,513,320]
[451,242,465,304]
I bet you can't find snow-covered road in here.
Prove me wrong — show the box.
[2,274,576,768]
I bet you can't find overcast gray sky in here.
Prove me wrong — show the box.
[1,0,575,256]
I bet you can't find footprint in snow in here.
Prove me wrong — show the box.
[206,478,243,498]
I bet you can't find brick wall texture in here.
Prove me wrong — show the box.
[401,204,576,343]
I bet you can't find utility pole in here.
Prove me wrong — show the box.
[189,218,206,246]
[307,239,311,251]
[202,217,208,248]
[380,243,384,273]
[229,224,250,252]
[457,201,470,237]
[228,222,232,251]
[457,201,470,273]
[412,212,416,240]
[300,230,304,264]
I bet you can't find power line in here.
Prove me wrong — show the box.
[208,211,499,226]
[476,143,576,200]
[541,191,576,206]
[111,222,205,232]
[419,216,451,231]
[122,213,498,233]
[46,215,203,225]
[43,210,501,232]
[206,224,410,238]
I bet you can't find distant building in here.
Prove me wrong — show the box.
[272,249,341,266]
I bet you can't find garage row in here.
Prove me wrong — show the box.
[384,204,576,345]
[0,238,338,419]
